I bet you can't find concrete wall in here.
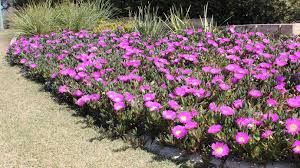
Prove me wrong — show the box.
[233,24,300,36]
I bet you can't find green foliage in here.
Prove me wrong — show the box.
[132,4,167,37]
[111,0,300,24]
[164,6,192,33]
[93,19,135,33]
[8,0,56,35]
[8,0,115,35]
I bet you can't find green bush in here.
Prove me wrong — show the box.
[8,0,115,35]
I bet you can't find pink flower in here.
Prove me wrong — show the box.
[285,118,300,135]
[267,98,278,106]
[106,91,124,103]
[261,130,273,139]
[235,132,250,145]
[171,125,188,139]
[113,102,125,111]
[89,94,100,101]
[287,96,300,108]
[296,85,300,93]
[248,89,263,98]
[177,112,192,123]
[58,85,69,93]
[162,110,176,120]
[185,77,201,86]
[168,100,181,110]
[20,58,27,64]
[143,93,155,101]
[219,105,235,116]
[72,89,83,97]
[219,83,231,91]
[145,101,163,111]
[209,102,218,112]
[76,95,91,106]
[124,92,135,102]
[185,121,198,130]
[211,142,230,158]
[208,124,222,134]
[233,99,243,109]
[29,63,37,69]
[174,86,187,96]
[292,140,300,154]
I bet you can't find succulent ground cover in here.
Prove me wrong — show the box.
[6,27,300,163]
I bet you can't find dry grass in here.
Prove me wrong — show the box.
[0,30,177,168]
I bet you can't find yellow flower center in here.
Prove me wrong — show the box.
[239,137,245,142]
[290,124,298,132]
[215,147,224,154]
[295,146,300,152]
[175,130,182,135]
[181,116,187,121]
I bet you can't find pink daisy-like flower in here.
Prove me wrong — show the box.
[113,102,125,111]
[248,89,263,98]
[20,58,27,64]
[296,85,300,93]
[236,132,250,145]
[208,124,222,134]
[124,92,135,102]
[209,102,218,112]
[292,140,300,154]
[261,130,273,139]
[162,110,176,120]
[177,111,192,123]
[145,101,163,111]
[286,97,300,108]
[168,100,181,110]
[219,105,235,116]
[267,98,278,106]
[171,125,188,139]
[106,91,124,103]
[285,118,300,135]
[72,89,83,97]
[58,85,69,93]
[211,142,230,158]
[143,93,155,101]
[185,121,198,130]
[233,99,244,109]
[76,95,91,106]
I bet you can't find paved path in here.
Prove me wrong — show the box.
[0,30,176,168]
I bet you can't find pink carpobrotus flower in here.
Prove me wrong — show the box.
[106,91,124,103]
[185,77,201,86]
[143,93,155,101]
[261,130,273,139]
[145,101,163,111]
[267,98,278,106]
[292,140,300,154]
[209,102,218,112]
[58,85,69,93]
[124,92,135,102]
[20,58,27,64]
[286,96,300,108]
[177,111,192,123]
[76,95,91,106]
[162,110,177,120]
[285,118,300,135]
[219,105,235,116]
[233,99,244,109]
[296,85,300,93]
[248,89,263,98]
[211,142,230,158]
[171,125,188,139]
[185,121,198,130]
[113,102,125,111]
[168,100,181,110]
[89,93,100,101]
[208,124,222,134]
[235,132,250,145]
[72,89,83,97]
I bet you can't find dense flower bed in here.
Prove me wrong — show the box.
[6,27,300,163]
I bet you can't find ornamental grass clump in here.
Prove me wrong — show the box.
[6,26,300,163]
